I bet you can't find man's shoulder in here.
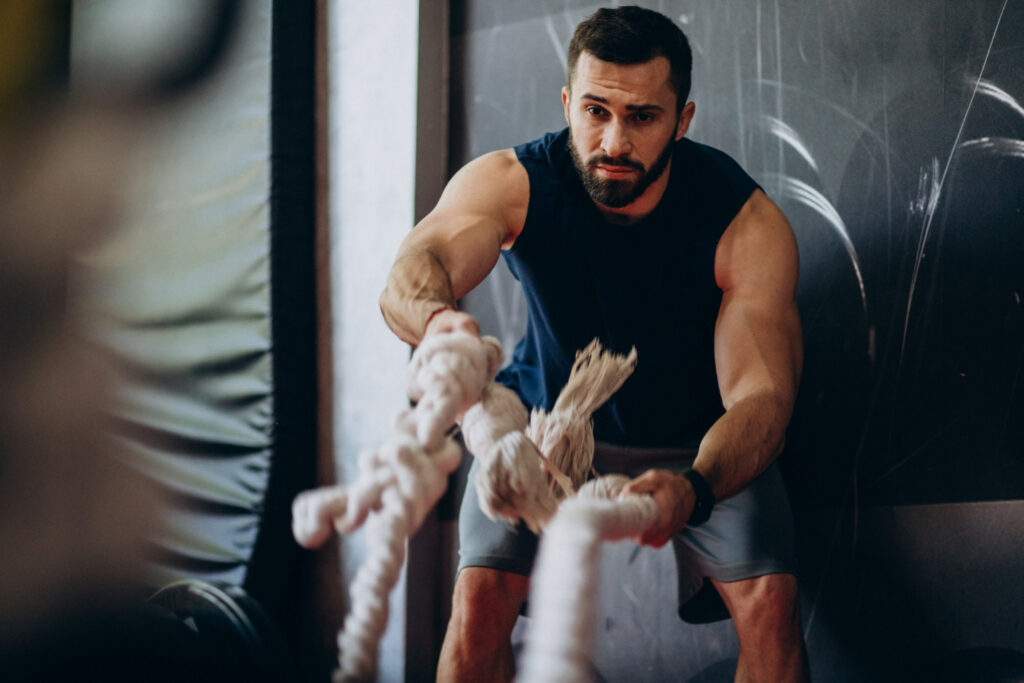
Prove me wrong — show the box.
[440,149,529,245]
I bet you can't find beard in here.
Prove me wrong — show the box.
[568,129,675,209]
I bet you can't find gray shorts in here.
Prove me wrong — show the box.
[457,442,797,622]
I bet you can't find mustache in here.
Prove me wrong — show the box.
[588,155,645,172]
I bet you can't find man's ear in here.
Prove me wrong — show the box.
[561,86,571,125]
[675,101,696,140]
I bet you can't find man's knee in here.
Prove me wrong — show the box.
[440,568,528,680]
[715,573,802,643]
[449,567,529,643]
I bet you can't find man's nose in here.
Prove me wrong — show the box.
[601,120,632,159]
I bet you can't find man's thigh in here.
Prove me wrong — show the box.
[677,461,798,582]
[669,460,798,622]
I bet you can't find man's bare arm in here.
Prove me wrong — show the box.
[379,149,528,344]
[622,189,802,545]
[696,189,802,500]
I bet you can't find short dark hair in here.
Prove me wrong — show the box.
[567,6,693,111]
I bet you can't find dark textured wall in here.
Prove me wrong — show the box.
[450,1,1024,680]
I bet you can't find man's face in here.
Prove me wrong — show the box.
[563,52,695,212]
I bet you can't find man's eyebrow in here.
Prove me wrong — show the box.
[579,93,664,112]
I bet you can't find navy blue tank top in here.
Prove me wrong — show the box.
[495,128,759,448]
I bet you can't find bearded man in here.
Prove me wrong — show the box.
[380,6,808,681]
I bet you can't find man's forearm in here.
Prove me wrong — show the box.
[379,250,457,345]
[691,392,792,502]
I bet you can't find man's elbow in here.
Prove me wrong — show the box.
[378,287,394,327]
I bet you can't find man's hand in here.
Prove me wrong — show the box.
[619,469,695,547]
[423,307,481,339]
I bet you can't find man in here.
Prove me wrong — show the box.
[380,6,807,682]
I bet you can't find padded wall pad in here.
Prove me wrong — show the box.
[74,0,275,586]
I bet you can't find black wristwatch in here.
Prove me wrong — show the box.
[681,467,715,527]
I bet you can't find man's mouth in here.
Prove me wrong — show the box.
[594,163,638,178]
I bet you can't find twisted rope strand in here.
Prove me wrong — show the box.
[461,383,558,530]
[293,333,500,681]
[518,475,660,683]
[527,341,637,491]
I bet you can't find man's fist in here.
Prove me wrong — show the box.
[424,307,481,338]
[619,469,695,547]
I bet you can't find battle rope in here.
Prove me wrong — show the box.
[293,332,504,681]
[292,331,644,682]
[518,475,660,683]
[527,339,638,493]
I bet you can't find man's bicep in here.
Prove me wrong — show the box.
[399,211,504,300]
[714,293,802,409]
[401,150,528,298]
[713,191,802,408]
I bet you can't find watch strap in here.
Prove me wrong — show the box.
[681,467,715,527]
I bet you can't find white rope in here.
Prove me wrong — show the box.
[527,340,637,493]
[291,332,654,682]
[518,475,660,683]
[460,382,558,531]
[292,332,507,682]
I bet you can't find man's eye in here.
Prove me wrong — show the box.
[586,106,605,116]
[634,112,655,123]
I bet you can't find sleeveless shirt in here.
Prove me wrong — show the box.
[495,128,759,448]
